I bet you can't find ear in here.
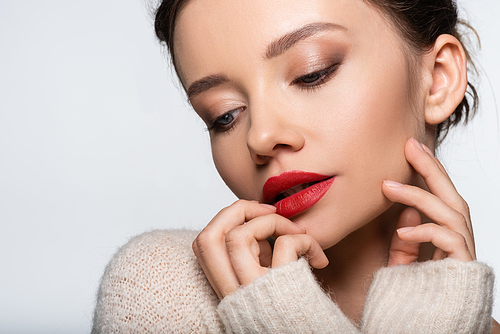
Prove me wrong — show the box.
[423,34,468,125]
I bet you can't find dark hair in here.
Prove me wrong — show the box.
[154,0,479,144]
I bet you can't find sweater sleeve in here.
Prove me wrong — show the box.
[217,258,360,334]
[91,229,224,334]
[361,258,495,334]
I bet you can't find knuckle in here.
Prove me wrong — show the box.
[194,229,217,251]
[192,236,210,259]
[217,199,246,216]
[225,227,247,249]
[426,223,439,234]
[452,233,468,249]
[273,235,292,249]
[217,199,250,219]
[425,224,442,240]
[233,199,249,211]
[273,234,303,250]
[216,205,230,217]
[192,239,199,255]
[461,200,471,217]
[455,212,468,229]
[451,197,470,218]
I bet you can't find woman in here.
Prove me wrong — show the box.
[92,0,498,332]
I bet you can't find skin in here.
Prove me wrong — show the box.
[173,0,498,329]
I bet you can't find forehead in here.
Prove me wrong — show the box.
[173,0,401,85]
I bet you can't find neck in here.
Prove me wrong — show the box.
[312,203,404,325]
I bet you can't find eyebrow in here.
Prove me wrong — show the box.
[186,22,346,99]
[187,74,229,99]
[265,22,347,59]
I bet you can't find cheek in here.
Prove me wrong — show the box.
[343,79,417,183]
[307,61,418,206]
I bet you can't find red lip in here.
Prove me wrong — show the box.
[263,171,335,218]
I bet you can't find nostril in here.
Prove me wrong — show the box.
[273,143,293,150]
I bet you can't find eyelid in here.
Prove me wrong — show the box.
[291,62,341,89]
[207,106,245,133]
[192,96,244,127]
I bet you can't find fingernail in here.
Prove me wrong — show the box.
[293,222,306,231]
[260,203,276,210]
[411,137,425,152]
[422,144,435,157]
[383,180,404,188]
[397,227,415,234]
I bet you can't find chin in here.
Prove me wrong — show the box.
[291,189,395,250]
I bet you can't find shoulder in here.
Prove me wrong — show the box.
[110,229,200,266]
[92,229,223,334]
[363,259,495,333]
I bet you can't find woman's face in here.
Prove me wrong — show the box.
[174,0,427,249]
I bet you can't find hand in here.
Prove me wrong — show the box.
[192,200,328,299]
[383,138,476,267]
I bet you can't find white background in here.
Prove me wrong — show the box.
[0,0,498,332]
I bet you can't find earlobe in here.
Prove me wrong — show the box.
[424,34,468,125]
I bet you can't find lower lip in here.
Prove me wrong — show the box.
[276,177,335,218]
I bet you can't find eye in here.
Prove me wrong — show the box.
[292,63,340,90]
[300,72,323,84]
[208,107,244,133]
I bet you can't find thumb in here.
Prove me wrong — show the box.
[387,207,422,267]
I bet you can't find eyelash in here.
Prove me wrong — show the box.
[207,107,245,133]
[292,63,341,91]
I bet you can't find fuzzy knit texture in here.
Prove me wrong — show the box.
[92,229,495,333]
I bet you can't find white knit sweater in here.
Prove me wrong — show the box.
[92,229,494,333]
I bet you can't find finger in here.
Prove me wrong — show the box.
[421,142,474,240]
[382,180,475,259]
[382,181,467,233]
[433,248,447,261]
[192,240,222,298]
[272,234,328,269]
[397,223,473,262]
[193,200,276,298]
[226,214,306,286]
[421,144,447,175]
[205,200,277,234]
[387,207,422,267]
[258,240,272,268]
[405,138,455,195]
[405,138,470,226]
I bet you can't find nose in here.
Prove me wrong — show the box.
[246,105,305,165]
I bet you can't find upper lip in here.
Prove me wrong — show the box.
[262,170,333,204]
